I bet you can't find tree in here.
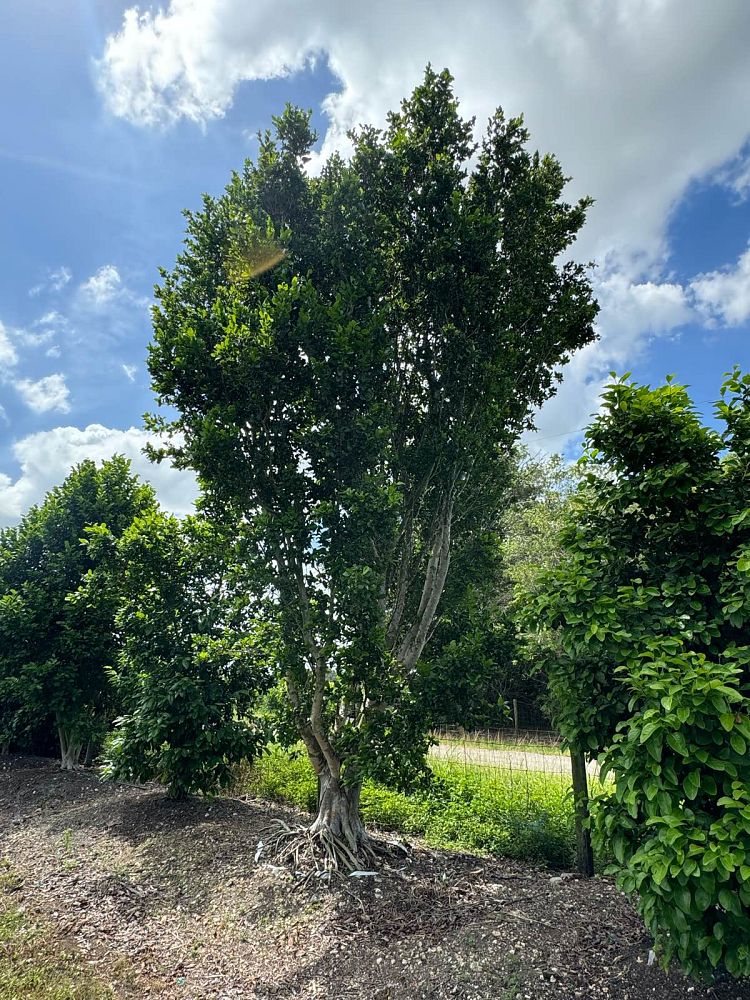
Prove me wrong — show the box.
[98,509,272,798]
[0,457,155,767]
[420,449,576,730]
[146,67,598,864]
[529,371,750,977]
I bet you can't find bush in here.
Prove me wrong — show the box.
[592,646,750,978]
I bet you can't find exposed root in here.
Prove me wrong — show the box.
[255,819,403,886]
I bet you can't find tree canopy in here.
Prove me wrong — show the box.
[0,456,155,766]
[146,66,598,862]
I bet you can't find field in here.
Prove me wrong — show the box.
[2,757,749,999]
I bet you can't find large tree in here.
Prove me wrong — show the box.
[146,67,598,864]
[0,457,155,767]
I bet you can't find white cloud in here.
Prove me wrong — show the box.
[79,264,124,308]
[13,311,68,348]
[122,363,138,382]
[0,321,19,374]
[97,0,750,268]
[0,424,198,528]
[29,265,73,298]
[690,243,750,327]
[525,273,695,451]
[96,1,750,454]
[715,149,750,202]
[14,374,71,414]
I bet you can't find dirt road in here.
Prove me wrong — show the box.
[430,742,600,777]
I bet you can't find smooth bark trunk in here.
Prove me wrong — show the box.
[570,747,595,877]
[57,725,82,771]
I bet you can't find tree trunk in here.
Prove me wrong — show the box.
[57,725,82,771]
[309,767,368,857]
[570,747,595,877]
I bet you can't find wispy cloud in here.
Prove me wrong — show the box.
[0,147,141,187]
[29,266,73,298]
[121,363,137,382]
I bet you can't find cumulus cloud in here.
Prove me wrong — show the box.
[0,424,198,528]
[525,273,695,451]
[97,0,750,268]
[96,0,750,452]
[690,243,750,327]
[14,374,71,414]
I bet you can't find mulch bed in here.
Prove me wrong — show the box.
[1,756,748,1000]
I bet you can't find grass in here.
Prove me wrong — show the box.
[0,863,114,999]
[436,736,565,756]
[235,745,589,869]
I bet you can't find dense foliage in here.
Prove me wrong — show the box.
[529,371,750,977]
[0,457,155,766]
[422,451,575,729]
[98,510,272,798]
[145,67,597,854]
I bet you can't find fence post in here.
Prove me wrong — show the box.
[570,747,594,877]
[512,698,519,733]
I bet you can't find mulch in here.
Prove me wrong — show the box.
[1,756,748,1000]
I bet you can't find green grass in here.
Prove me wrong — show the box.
[0,864,114,1000]
[236,745,588,869]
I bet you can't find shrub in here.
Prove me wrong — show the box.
[592,646,750,978]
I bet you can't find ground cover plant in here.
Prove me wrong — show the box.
[0,865,114,1000]
[238,744,580,868]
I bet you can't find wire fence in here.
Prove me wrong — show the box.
[429,725,573,780]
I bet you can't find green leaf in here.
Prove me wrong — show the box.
[666,732,688,756]
[720,713,735,732]
[684,770,700,800]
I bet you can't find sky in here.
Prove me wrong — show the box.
[0,0,749,525]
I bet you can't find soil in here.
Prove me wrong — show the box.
[1,756,748,1000]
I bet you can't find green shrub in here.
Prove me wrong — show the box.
[592,647,750,979]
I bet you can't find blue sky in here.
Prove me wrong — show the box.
[1,0,749,522]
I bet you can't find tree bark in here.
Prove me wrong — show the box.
[570,747,595,877]
[57,725,82,771]
[309,767,369,856]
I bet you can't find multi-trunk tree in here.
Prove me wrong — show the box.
[146,67,598,864]
[0,457,155,767]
